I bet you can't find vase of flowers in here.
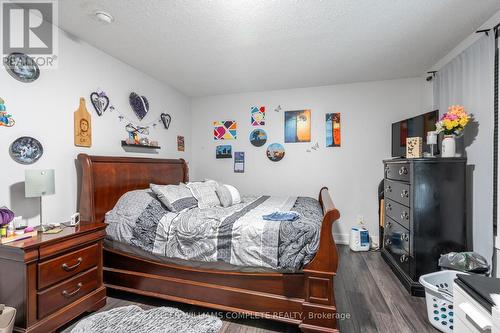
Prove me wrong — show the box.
[435,105,471,158]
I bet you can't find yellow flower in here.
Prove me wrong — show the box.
[459,118,469,127]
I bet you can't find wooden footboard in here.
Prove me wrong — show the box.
[300,187,341,332]
[77,154,341,332]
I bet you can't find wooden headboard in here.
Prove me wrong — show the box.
[77,154,188,224]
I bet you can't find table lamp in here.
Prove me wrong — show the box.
[24,169,55,232]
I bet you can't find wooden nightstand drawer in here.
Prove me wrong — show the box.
[37,266,99,319]
[38,243,99,289]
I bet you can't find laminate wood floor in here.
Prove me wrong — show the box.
[59,245,438,333]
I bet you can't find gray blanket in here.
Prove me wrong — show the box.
[105,191,323,272]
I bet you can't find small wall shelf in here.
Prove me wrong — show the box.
[121,141,161,149]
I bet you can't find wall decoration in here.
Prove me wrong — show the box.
[274,105,282,113]
[306,142,320,153]
[406,137,423,158]
[326,113,341,147]
[234,152,245,173]
[177,135,185,151]
[249,129,267,147]
[161,113,172,129]
[129,92,150,120]
[4,52,40,83]
[74,97,92,147]
[216,145,232,159]
[214,121,237,140]
[251,106,265,126]
[90,91,110,116]
[266,143,285,162]
[284,110,311,143]
[0,98,15,127]
[125,123,149,145]
[9,137,43,164]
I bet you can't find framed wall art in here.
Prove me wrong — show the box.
[326,113,341,147]
[251,106,265,126]
[214,121,237,140]
[284,110,311,143]
[249,129,267,147]
[234,152,245,173]
[216,145,232,159]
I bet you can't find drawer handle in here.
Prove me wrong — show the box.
[385,185,392,193]
[401,190,409,198]
[400,211,409,220]
[400,233,409,242]
[385,238,391,246]
[386,221,391,228]
[399,254,408,263]
[386,203,392,211]
[61,282,83,298]
[398,166,408,175]
[62,257,83,271]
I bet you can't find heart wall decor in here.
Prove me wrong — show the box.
[160,113,171,129]
[129,92,150,120]
[90,92,110,116]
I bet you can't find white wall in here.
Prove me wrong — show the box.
[0,28,191,228]
[190,78,424,243]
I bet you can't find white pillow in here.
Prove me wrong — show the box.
[224,184,241,205]
[186,181,221,209]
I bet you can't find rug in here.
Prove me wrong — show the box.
[71,305,222,333]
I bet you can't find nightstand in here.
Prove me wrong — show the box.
[0,223,107,333]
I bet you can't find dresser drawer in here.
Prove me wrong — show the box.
[385,162,410,182]
[384,179,410,207]
[37,267,99,319]
[38,243,99,289]
[385,198,410,230]
[384,217,409,253]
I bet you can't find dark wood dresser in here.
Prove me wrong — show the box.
[0,223,107,333]
[381,158,467,296]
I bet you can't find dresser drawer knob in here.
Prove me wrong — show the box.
[62,257,83,271]
[400,233,409,242]
[399,254,408,263]
[385,238,392,246]
[401,190,409,198]
[386,203,392,211]
[62,282,83,298]
[386,221,391,228]
[398,166,408,175]
[385,185,392,193]
[400,211,409,220]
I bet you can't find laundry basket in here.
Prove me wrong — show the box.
[419,270,466,333]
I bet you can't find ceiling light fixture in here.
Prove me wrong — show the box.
[94,11,114,24]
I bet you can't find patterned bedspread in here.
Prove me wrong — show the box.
[105,191,324,272]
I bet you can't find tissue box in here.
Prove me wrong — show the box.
[406,137,423,158]
[0,306,16,333]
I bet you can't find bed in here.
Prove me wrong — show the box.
[77,154,341,333]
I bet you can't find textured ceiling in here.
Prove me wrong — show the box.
[58,0,500,97]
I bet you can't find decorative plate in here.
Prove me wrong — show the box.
[249,129,267,147]
[266,143,285,162]
[9,137,43,164]
[4,53,40,83]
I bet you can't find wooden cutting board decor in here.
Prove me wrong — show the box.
[74,97,92,147]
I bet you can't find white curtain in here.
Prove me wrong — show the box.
[433,34,495,267]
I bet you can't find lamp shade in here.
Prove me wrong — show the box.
[25,169,55,198]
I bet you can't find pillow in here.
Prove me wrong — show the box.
[215,184,241,207]
[150,183,198,212]
[225,184,241,204]
[186,181,221,209]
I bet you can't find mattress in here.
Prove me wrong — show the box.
[105,191,324,273]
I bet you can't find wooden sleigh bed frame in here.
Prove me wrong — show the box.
[77,154,341,333]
